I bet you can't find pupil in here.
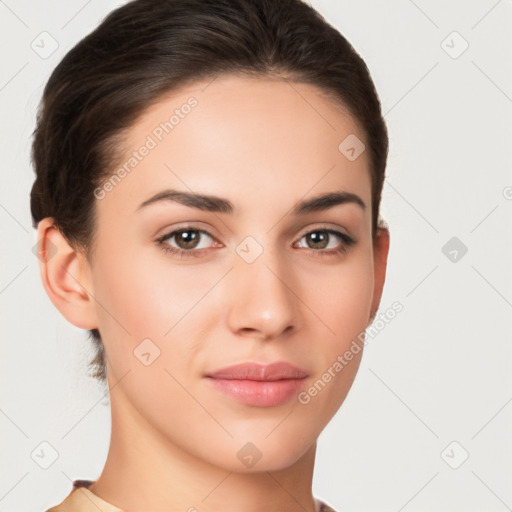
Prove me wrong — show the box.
[177,230,199,249]
[308,231,327,249]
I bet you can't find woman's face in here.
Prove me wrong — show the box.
[80,74,388,471]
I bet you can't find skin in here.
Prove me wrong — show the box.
[37,74,389,512]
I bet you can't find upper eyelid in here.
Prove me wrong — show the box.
[157,227,217,244]
[300,226,348,237]
[157,223,218,240]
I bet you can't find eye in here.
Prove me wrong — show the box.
[156,227,219,257]
[155,226,355,259]
[295,228,355,256]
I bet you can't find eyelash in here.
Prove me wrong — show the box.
[155,226,355,259]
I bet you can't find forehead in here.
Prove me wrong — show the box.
[99,74,372,216]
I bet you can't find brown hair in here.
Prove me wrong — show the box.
[30,0,389,386]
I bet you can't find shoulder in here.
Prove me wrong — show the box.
[44,480,121,512]
[46,484,336,512]
[316,499,338,512]
[45,480,87,512]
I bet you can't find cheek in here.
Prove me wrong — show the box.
[295,258,373,426]
[301,252,374,344]
[90,247,221,370]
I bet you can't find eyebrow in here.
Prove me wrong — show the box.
[136,189,366,215]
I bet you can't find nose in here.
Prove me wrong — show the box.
[225,246,298,340]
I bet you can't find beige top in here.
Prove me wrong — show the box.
[46,479,337,512]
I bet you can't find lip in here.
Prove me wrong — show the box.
[206,361,309,380]
[205,362,309,407]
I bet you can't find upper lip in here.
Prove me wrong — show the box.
[206,362,309,381]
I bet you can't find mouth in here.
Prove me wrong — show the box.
[205,361,309,407]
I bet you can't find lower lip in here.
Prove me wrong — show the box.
[207,377,307,407]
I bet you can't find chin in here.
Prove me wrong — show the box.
[203,433,316,474]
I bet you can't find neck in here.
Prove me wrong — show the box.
[89,385,318,512]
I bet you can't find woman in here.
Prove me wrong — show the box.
[31,0,390,510]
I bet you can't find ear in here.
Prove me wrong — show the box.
[368,225,390,324]
[35,217,98,330]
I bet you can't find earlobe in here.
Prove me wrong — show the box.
[368,226,390,324]
[36,218,98,330]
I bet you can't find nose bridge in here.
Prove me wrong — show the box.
[226,236,298,338]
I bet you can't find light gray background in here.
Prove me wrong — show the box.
[1,1,511,511]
